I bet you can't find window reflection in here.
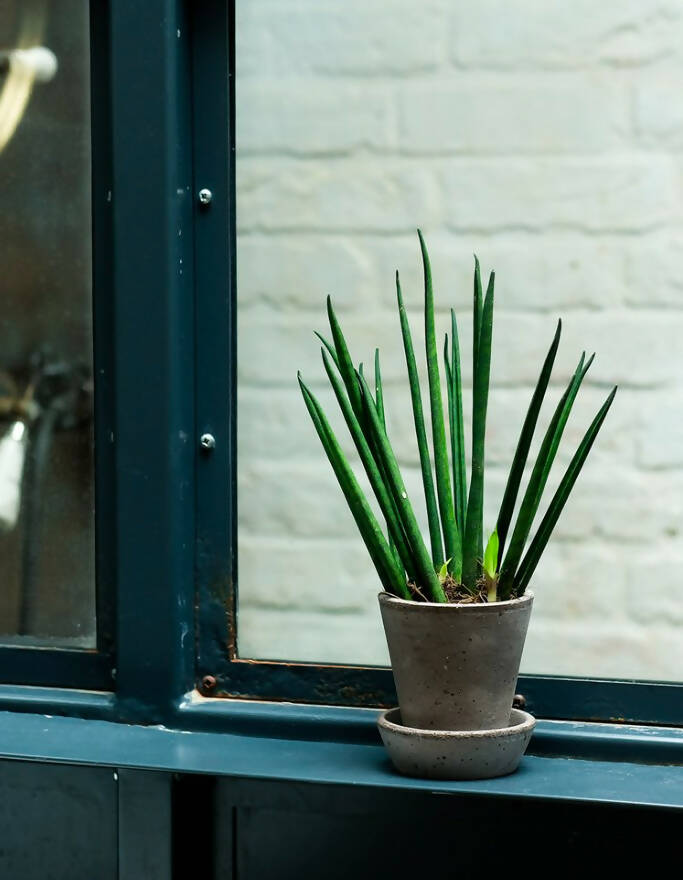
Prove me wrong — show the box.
[0,0,95,646]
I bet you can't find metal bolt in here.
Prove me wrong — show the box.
[201,675,217,693]
[200,432,216,451]
[513,693,526,710]
[198,188,213,206]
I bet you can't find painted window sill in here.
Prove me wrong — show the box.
[0,698,680,811]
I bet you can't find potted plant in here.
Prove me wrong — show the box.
[298,231,616,780]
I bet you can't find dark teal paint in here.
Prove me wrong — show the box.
[0,0,679,743]
[0,709,681,809]
[192,0,238,691]
[0,761,117,878]
[91,0,117,678]
[108,0,196,721]
[222,784,680,877]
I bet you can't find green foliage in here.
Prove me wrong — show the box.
[462,269,494,590]
[299,232,616,603]
[396,271,443,568]
[483,528,499,603]
[438,558,451,585]
[444,309,467,545]
[418,230,460,578]
[483,529,499,581]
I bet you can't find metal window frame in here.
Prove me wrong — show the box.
[0,0,680,734]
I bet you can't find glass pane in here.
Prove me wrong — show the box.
[0,0,95,647]
[236,0,683,681]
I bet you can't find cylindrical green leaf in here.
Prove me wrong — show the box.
[513,387,617,596]
[496,319,562,565]
[298,374,410,599]
[327,296,363,420]
[462,271,494,589]
[396,271,444,568]
[321,349,417,582]
[448,309,467,543]
[498,351,593,598]
[358,371,446,602]
[418,230,460,577]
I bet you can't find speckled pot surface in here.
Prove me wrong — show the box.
[379,591,533,731]
[378,707,535,780]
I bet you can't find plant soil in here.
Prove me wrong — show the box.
[408,575,489,604]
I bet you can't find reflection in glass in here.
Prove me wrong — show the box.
[236,1,683,681]
[0,1,95,646]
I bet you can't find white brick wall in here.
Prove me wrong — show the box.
[235,0,683,681]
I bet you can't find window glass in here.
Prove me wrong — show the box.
[0,0,95,646]
[236,0,683,680]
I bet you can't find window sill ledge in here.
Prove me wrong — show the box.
[0,698,680,811]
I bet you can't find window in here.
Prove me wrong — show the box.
[221,0,683,721]
[0,0,679,731]
[0,0,110,688]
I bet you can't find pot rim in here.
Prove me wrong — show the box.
[378,707,535,739]
[378,590,533,612]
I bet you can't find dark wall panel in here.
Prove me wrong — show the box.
[218,777,680,878]
[0,760,116,879]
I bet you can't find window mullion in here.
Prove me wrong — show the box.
[109,0,196,720]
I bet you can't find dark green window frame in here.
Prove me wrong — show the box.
[1,0,680,738]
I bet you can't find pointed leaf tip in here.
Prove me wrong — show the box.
[483,528,499,578]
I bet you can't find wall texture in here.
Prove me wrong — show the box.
[236,0,683,680]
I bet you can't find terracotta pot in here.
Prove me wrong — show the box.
[378,591,533,731]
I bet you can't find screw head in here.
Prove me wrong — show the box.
[201,675,217,693]
[198,188,213,206]
[200,432,216,451]
[513,693,526,710]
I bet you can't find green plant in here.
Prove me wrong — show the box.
[298,232,617,604]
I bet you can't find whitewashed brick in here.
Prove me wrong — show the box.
[625,234,683,308]
[237,82,392,155]
[397,76,629,154]
[237,159,440,233]
[239,387,348,461]
[451,1,683,70]
[374,234,628,312]
[489,311,683,388]
[551,468,683,542]
[521,619,682,680]
[237,0,446,78]
[238,307,418,387]
[238,604,389,665]
[484,385,637,469]
[238,537,379,611]
[634,76,683,146]
[237,236,379,311]
[239,459,377,540]
[635,391,683,469]
[624,548,683,625]
[441,157,681,233]
[528,542,627,623]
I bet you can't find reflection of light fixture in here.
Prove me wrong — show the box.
[0,1,56,155]
[0,419,28,532]
[0,47,58,82]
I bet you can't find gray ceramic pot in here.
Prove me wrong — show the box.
[379,591,533,731]
[378,707,535,780]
